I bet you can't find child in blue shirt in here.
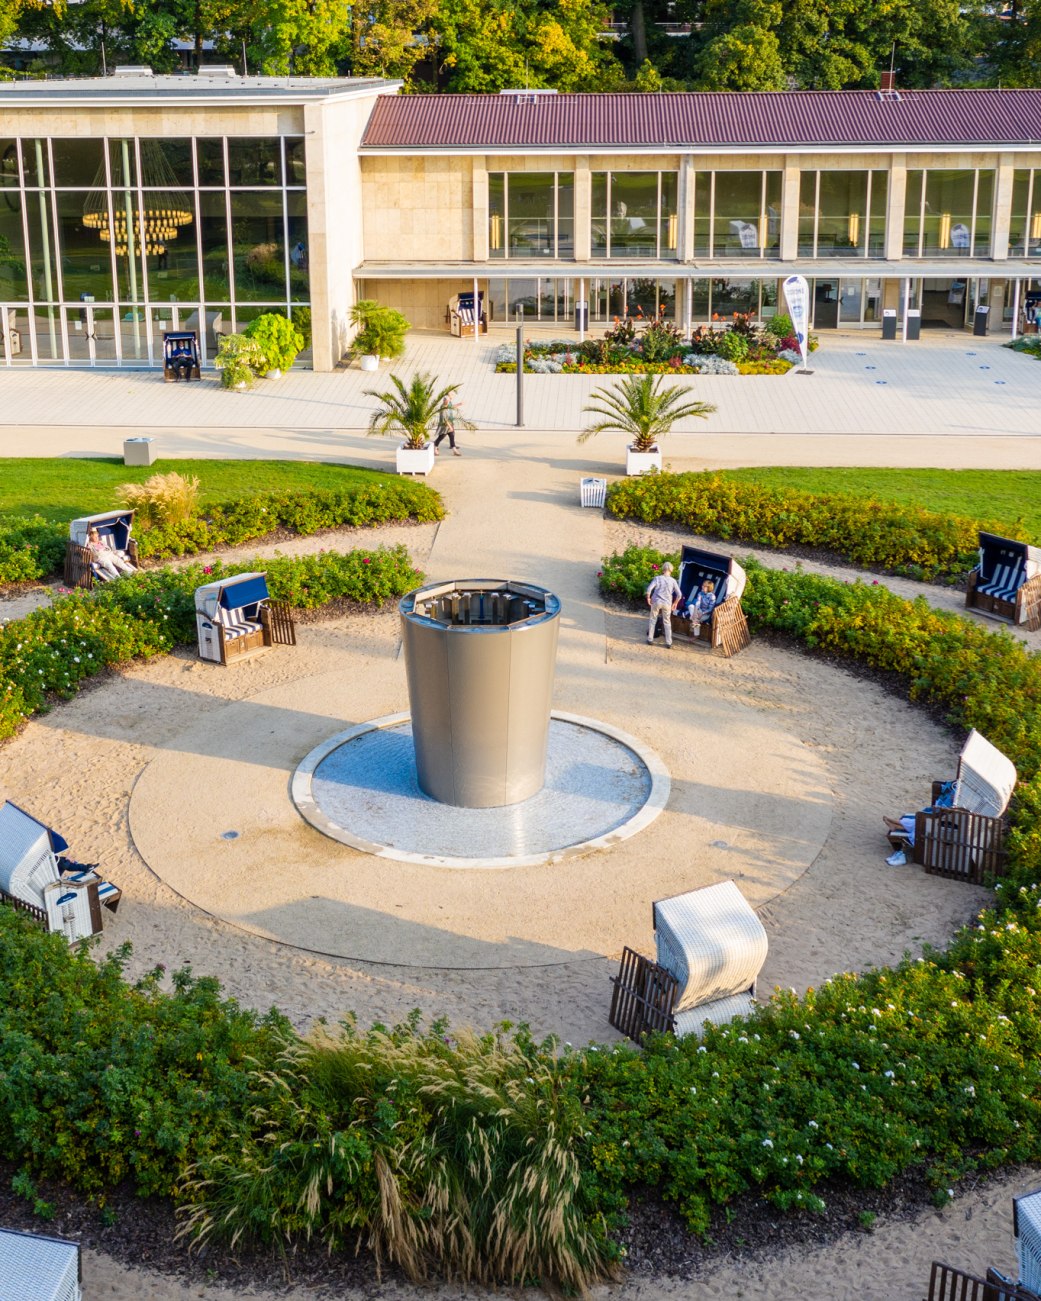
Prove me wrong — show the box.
[687,579,717,636]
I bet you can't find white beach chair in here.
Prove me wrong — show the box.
[0,800,120,939]
[0,1227,82,1301]
[910,730,1017,884]
[654,881,769,1038]
[609,880,768,1041]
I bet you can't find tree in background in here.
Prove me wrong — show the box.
[341,0,440,84]
[433,0,621,93]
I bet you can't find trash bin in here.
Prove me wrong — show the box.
[123,437,156,467]
[905,309,921,341]
[881,309,898,340]
[574,300,589,332]
[973,305,990,337]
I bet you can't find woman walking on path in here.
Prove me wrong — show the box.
[434,396,462,455]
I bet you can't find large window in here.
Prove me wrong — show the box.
[1010,170,1041,257]
[488,172,573,259]
[591,171,678,259]
[0,135,309,367]
[798,170,887,257]
[904,169,994,257]
[693,171,781,259]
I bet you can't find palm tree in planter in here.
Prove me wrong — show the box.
[579,373,716,475]
[365,371,473,475]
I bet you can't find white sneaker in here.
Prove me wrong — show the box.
[886,849,908,867]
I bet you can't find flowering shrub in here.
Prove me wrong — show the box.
[0,547,421,739]
[134,482,443,560]
[0,484,442,583]
[0,515,68,589]
[493,315,805,375]
[605,471,996,582]
[685,355,740,375]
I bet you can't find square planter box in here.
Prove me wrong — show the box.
[396,442,436,476]
[626,445,662,476]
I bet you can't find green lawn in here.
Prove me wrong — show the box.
[0,458,388,524]
[719,467,1041,537]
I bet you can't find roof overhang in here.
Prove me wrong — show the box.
[354,259,1041,280]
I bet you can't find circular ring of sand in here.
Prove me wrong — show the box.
[126,661,834,970]
[291,711,670,868]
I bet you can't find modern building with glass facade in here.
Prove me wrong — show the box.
[0,72,395,370]
[357,89,1041,342]
[3,77,1041,370]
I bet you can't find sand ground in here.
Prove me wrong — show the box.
[1,443,1038,1299]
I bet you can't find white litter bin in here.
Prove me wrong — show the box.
[123,437,156,467]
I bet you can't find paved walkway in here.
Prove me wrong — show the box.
[3,330,1041,467]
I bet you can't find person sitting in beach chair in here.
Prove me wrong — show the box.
[882,730,1016,882]
[685,579,717,634]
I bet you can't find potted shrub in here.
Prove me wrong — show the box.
[214,333,265,390]
[579,372,716,475]
[365,371,469,476]
[244,312,305,378]
[349,299,410,370]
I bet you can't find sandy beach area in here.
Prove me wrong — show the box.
[1,451,1036,1299]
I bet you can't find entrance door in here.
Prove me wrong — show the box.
[813,279,839,328]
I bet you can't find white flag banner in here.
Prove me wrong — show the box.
[782,274,810,371]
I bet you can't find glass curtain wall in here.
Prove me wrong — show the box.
[797,170,888,257]
[1010,170,1041,257]
[488,172,574,258]
[0,135,309,367]
[692,171,782,258]
[904,169,994,257]
[591,172,678,258]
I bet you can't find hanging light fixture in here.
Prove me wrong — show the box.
[83,140,192,258]
[1031,211,1041,242]
[489,212,503,251]
[848,211,861,247]
[757,213,768,249]
[939,211,952,249]
[666,212,678,249]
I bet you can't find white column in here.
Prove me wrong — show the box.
[902,276,910,341]
[473,275,480,350]
[579,276,586,341]
[1012,277,1021,339]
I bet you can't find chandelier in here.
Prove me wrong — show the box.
[83,140,193,257]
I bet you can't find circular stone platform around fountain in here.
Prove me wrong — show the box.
[291,711,669,868]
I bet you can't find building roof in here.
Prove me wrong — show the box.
[0,73,398,108]
[361,89,1041,153]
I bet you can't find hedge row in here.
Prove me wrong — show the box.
[4,556,1041,1290]
[605,471,1010,582]
[0,547,421,739]
[0,481,443,586]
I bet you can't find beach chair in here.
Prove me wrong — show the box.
[888,730,1017,884]
[0,1227,82,1301]
[926,1261,1039,1301]
[0,799,120,941]
[610,880,768,1042]
[966,532,1041,630]
[449,291,488,338]
[64,509,137,589]
[162,329,201,381]
[669,546,751,657]
[194,571,296,665]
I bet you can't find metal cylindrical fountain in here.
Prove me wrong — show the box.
[399,579,560,808]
